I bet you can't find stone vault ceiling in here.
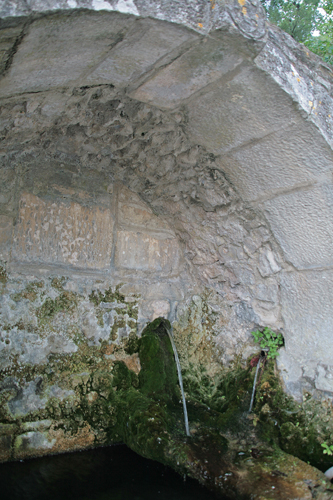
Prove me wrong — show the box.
[0,0,332,399]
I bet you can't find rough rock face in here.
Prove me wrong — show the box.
[0,0,332,474]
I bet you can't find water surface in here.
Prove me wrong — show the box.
[0,444,219,500]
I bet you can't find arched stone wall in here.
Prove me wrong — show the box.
[0,1,332,415]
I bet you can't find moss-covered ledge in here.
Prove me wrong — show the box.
[1,316,332,499]
[111,318,332,499]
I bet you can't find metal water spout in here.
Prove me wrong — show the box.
[248,354,262,413]
[165,326,190,437]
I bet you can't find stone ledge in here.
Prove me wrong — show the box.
[0,0,266,39]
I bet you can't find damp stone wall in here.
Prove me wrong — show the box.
[0,0,333,462]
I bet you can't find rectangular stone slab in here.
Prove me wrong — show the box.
[12,193,114,270]
[86,18,195,87]
[0,11,134,97]
[262,184,333,269]
[217,120,333,202]
[115,229,180,273]
[131,36,243,108]
[278,269,333,394]
[186,64,301,155]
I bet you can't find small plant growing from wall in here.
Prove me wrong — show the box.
[321,442,333,456]
[248,327,284,413]
[251,327,284,359]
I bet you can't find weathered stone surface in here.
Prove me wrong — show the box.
[122,352,141,374]
[86,18,195,87]
[0,4,332,476]
[131,35,243,108]
[219,120,333,202]
[258,245,281,277]
[12,193,114,270]
[0,68,329,404]
[0,0,267,39]
[263,184,333,269]
[0,23,24,76]
[278,269,333,398]
[0,329,78,368]
[14,430,55,455]
[255,25,333,149]
[117,185,174,235]
[115,230,180,274]
[0,215,13,261]
[316,365,333,393]
[187,64,300,155]
[12,424,95,460]
[4,378,74,418]
[0,11,135,96]
[150,299,170,320]
[0,0,331,153]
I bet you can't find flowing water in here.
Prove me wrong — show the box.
[0,445,219,500]
[0,327,220,499]
[248,355,262,413]
[165,326,190,437]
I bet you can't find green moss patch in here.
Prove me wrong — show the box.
[139,318,179,402]
[88,285,138,334]
[1,317,332,498]
[89,285,125,307]
[251,360,333,472]
[11,281,44,302]
[0,264,7,285]
[51,277,67,291]
[37,291,78,323]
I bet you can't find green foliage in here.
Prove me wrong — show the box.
[112,360,139,390]
[261,0,322,42]
[305,33,333,64]
[305,1,333,65]
[124,332,141,355]
[251,327,284,359]
[183,364,227,411]
[321,442,333,455]
[261,0,333,65]
[183,363,252,419]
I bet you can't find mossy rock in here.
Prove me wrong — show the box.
[89,285,125,306]
[138,318,179,402]
[253,360,333,472]
[124,332,140,355]
[112,361,139,390]
[37,291,78,323]
[0,265,7,285]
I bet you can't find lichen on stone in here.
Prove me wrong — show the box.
[251,360,333,472]
[11,281,44,302]
[37,291,78,324]
[0,264,7,285]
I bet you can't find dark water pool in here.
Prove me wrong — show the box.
[0,444,220,500]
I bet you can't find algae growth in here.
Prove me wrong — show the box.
[0,264,7,285]
[1,293,332,499]
[251,360,333,473]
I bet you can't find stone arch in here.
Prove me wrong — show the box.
[0,1,332,402]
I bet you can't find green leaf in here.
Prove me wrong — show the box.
[251,327,284,360]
